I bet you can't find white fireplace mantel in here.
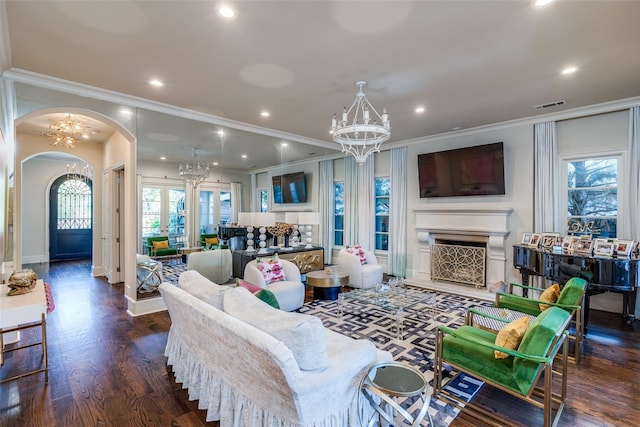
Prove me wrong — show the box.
[413,207,513,287]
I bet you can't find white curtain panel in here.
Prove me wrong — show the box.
[389,147,408,277]
[357,156,375,251]
[231,182,242,223]
[534,121,558,233]
[318,159,334,264]
[344,156,359,246]
[627,107,640,239]
[250,173,257,212]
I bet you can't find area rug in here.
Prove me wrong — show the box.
[296,288,491,427]
[161,261,186,283]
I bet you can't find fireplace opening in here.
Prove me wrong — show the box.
[431,239,487,288]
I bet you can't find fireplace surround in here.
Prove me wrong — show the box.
[413,207,513,289]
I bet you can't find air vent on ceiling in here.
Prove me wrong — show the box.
[533,100,566,110]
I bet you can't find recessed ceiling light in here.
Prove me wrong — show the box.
[415,106,426,113]
[218,6,235,18]
[535,0,553,6]
[120,108,133,116]
[160,156,166,160]
[260,111,270,117]
[148,79,164,87]
[217,130,225,136]
[241,154,248,159]
[281,142,288,147]
[562,66,578,75]
[82,134,89,139]
[213,161,219,166]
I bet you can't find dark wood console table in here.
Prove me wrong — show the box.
[233,246,324,278]
[513,244,639,328]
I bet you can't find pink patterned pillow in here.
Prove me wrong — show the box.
[347,245,368,265]
[256,254,286,285]
[236,278,262,293]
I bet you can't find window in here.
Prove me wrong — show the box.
[57,179,92,229]
[259,189,268,212]
[220,191,232,225]
[566,157,618,238]
[375,177,390,250]
[334,181,344,246]
[141,185,185,239]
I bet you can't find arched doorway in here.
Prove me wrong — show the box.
[49,174,93,260]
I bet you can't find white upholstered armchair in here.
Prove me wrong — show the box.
[338,247,383,289]
[186,249,232,284]
[243,259,305,311]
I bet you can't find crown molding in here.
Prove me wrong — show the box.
[2,68,337,151]
[0,1,11,74]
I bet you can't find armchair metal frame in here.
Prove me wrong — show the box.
[496,279,585,363]
[434,308,571,427]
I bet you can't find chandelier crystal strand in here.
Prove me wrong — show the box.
[179,148,210,187]
[46,113,90,148]
[330,81,390,164]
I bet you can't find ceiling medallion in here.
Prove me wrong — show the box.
[330,81,390,164]
[46,113,90,148]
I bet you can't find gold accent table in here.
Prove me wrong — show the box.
[306,269,349,300]
[0,279,48,383]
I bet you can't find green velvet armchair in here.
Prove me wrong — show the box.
[435,306,572,427]
[495,277,587,363]
[199,233,220,249]
[145,236,179,258]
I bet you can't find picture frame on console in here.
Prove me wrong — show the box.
[540,233,559,250]
[562,236,573,252]
[528,233,541,247]
[573,238,593,255]
[521,232,533,244]
[614,239,635,257]
[593,238,615,257]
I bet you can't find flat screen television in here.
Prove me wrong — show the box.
[272,172,307,203]
[418,142,505,198]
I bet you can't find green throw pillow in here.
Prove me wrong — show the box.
[254,289,280,309]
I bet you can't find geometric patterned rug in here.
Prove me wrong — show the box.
[296,288,492,427]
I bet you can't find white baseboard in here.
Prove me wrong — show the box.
[22,255,47,264]
[126,295,167,316]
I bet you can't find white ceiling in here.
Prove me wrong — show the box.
[5,0,640,171]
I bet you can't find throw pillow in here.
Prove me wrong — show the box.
[205,237,219,245]
[539,283,560,311]
[256,254,286,284]
[347,245,368,265]
[255,289,280,309]
[495,316,530,359]
[152,240,169,250]
[224,287,328,371]
[236,278,262,293]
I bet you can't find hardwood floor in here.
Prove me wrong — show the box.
[1,260,638,426]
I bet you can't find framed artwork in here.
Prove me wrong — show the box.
[540,233,559,250]
[614,239,635,257]
[521,233,533,244]
[573,238,593,254]
[554,236,564,248]
[593,239,615,257]
[562,236,573,251]
[528,233,541,247]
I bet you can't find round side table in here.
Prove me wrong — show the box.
[359,361,433,427]
[306,269,349,300]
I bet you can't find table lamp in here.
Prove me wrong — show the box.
[297,212,320,249]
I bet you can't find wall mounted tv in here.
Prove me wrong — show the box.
[272,172,307,203]
[417,142,505,198]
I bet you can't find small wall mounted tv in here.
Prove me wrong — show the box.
[418,142,505,198]
[272,172,307,203]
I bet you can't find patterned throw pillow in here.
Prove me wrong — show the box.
[347,245,368,265]
[236,279,280,309]
[236,278,262,293]
[256,254,286,284]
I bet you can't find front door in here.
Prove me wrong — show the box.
[49,175,93,260]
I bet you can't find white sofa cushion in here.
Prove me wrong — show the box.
[178,270,229,310]
[224,286,329,371]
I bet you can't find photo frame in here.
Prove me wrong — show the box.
[614,239,635,257]
[573,238,593,254]
[562,236,573,251]
[540,233,559,250]
[593,238,615,257]
[521,232,533,244]
[528,233,541,247]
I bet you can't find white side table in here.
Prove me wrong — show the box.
[0,279,48,383]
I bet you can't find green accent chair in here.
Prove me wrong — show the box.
[435,306,572,427]
[145,236,179,258]
[199,233,220,249]
[495,277,587,363]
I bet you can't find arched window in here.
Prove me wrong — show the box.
[57,178,92,229]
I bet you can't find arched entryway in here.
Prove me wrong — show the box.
[49,174,93,260]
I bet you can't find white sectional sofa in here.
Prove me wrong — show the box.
[159,271,391,426]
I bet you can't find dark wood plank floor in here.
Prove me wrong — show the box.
[1,260,638,426]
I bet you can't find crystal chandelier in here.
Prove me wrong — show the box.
[179,148,210,187]
[67,162,92,185]
[330,81,390,164]
[46,113,90,148]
